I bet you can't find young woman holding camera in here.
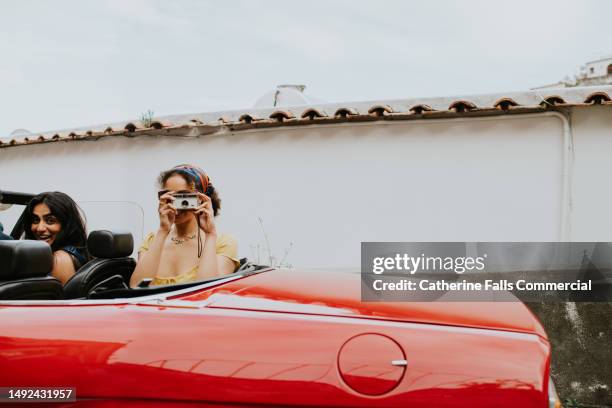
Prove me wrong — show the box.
[129,164,239,287]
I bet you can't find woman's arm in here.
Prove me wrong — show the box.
[195,233,237,280]
[129,191,176,288]
[194,192,235,279]
[129,229,169,287]
[51,250,77,285]
[217,254,238,275]
[196,232,220,279]
[194,192,219,279]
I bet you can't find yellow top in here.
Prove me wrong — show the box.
[138,232,239,286]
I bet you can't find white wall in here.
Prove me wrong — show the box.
[2,109,609,268]
[569,105,612,240]
[585,59,612,78]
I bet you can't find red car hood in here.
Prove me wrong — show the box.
[176,269,547,338]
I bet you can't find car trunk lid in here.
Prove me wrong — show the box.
[176,268,547,338]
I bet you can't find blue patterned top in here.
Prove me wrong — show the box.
[61,245,89,270]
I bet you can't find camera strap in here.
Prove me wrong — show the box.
[195,214,203,258]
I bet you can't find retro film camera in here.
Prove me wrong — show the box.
[172,193,199,210]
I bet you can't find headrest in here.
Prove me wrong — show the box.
[87,230,133,259]
[0,240,53,280]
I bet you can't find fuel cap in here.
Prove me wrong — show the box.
[338,333,406,395]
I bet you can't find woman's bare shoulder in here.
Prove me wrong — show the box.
[51,250,77,284]
[54,249,74,264]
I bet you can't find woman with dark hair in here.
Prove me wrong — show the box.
[23,192,89,284]
[130,164,238,287]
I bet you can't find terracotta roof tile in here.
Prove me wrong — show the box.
[584,91,611,105]
[238,114,261,124]
[408,104,435,114]
[301,108,328,119]
[269,110,295,122]
[124,123,140,132]
[334,107,359,118]
[149,120,171,129]
[539,95,567,108]
[494,98,520,110]
[367,104,394,116]
[449,100,478,113]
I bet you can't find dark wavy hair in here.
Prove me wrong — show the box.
[23,191,88,252]
[158,165,222,216]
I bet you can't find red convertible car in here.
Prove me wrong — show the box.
[0,191,561,407]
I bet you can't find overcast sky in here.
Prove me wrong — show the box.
[0,0,610,137]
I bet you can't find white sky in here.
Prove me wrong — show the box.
[0,0,610,137]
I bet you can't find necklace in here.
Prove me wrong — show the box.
[171,233,196,245]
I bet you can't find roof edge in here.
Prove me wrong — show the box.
[2,86,611,149]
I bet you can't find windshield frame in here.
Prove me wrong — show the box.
[0,190,35,238]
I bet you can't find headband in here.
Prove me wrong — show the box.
[172,165,214,196]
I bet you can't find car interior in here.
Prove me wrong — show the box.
[0,190,266,301]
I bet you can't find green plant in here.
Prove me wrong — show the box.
[139,110,155,127]
[564,397,581,408]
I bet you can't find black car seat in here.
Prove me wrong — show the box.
[0,240,63,300]
[63,230,135,299]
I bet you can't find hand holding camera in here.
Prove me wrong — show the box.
[194,192,216,235]
[157,190,215,234]
[158,190,177,232]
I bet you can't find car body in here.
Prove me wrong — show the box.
[0,190,559,407]
[1,268,559,407]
